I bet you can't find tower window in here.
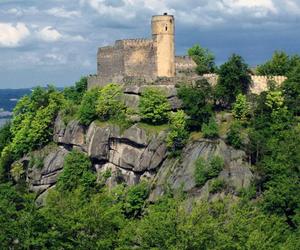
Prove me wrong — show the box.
[165,25,168,31]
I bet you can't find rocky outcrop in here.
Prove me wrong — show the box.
[27,147,69,195]
[85,122,167,175]
[123,85,182,110]
[26,117,253,204]
[150,139,253,201]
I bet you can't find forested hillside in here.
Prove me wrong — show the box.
[0,50,299,249]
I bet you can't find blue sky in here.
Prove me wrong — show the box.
[0,0,299,88]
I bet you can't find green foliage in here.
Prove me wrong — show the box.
[124,182,149,218]
[139,87,171,125]
[0,122,12,154]
[282,63,300,115]
[63,76,88,102]
[202,118,219,139]
[78,88,100,125]
[57,150,96,192]
[209,179,226,194]
[233,94,251,121]
[188,44,216,74]
[166,110,189,153]
[227,121,244,149]
[9,87,64,158]
[10,162,24,182]
[215,54,251,108]
[195,156,224,187]
[257,51,300,76]
[96,83,126,121]
[177,79,213,130]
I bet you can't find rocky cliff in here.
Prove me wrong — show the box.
[20,115,253,204]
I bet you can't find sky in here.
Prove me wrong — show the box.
[0,0,299,89]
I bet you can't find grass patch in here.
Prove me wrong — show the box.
[218,121,232,137]
[190,131,203,141]
[137,122,169,135]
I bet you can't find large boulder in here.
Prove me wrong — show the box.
[27,147,69,194]
[150,139,253,201]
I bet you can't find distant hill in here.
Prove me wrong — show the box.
[0,89,32,113]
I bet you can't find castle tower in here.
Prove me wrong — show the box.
[152,13,175,77]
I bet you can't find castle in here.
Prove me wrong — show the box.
[88,13,197,88]
[88,13,286,94]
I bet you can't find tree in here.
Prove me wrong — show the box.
[0,122,12,154]
[282,63,300,115]
[215,54,251,108]
[63,77,88,102]
[257,51,300,76]
[177,79,213,130]
[166,110,189,153]
[96,83,126,121]
[139,87,171,125]
[57,150,96,192]
[232,94,251,121]
[78,88,100,125]
[188,44,216,75]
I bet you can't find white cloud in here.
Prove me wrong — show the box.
[37,26,63,42]
[0,23,30,47]
[46,7,81,18]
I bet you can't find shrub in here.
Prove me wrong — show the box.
[194,156,225,187]
[166,110,189,153]
[227,122,243,149]
[57,150,96,192]
[63,77,88,103]
[10,162,24,182]
[139,87,171,125]
[202,118,219,139]
[124,182,149,218]
[209,179,226,194]
[0,122,12,154]
[78,88,100,125]
[96,84,126,121]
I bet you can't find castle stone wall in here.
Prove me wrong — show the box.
[122,39,156,79]
[175,56,197,73]
[97,42,125,78]
[203,74,287,94]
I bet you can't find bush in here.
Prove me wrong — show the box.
[96,84,126,121]
[166,110,189,153]
[124,182,149,218]
[202,118,219,139]
[78,88,100,125]
[0,122,12,154]
[177,79,213,130]
[227,122,243,149]
[57,150,96,192]
[63,77,88,103]
[209,179,226,194]
[195,156,224,187]
[139,87,171,125]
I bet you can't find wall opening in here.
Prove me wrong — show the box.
[165,25,168,31]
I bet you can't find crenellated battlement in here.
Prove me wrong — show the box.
[117,39,153,47]
[203,74,287,94]
[175,56,197,70]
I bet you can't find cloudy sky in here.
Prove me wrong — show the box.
[0,0,299,88]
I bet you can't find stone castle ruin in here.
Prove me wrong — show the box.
[88,13,286,94]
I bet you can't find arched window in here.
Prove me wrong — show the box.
[165,25,168,31]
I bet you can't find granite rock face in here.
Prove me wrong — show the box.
[26,117,253,204]
[26,147,69,196]
[150,139,253,201]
